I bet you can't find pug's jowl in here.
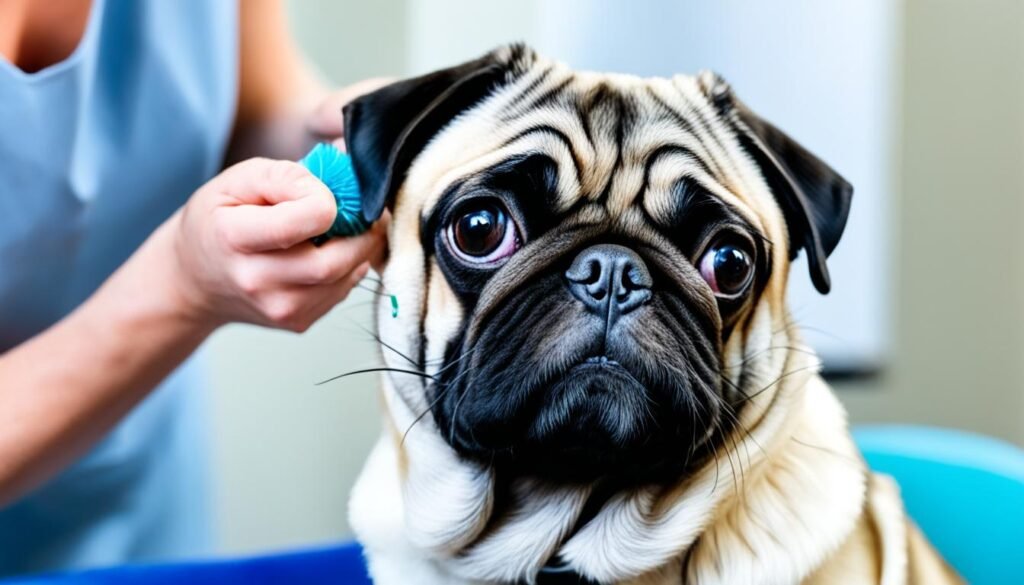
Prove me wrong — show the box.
[343,45,961,585]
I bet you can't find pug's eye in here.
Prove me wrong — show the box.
[699,240,754,297]
[447,200,520,264]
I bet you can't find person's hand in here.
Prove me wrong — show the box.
[144,78,397,333]
[156,157,388,332]
[305,78,394,148]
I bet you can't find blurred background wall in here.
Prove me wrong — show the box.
[205,0,407,556]
[206,0,1024,558]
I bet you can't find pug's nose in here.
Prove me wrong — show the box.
[566,244,653,318]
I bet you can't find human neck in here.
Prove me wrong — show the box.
[0,0,93,73]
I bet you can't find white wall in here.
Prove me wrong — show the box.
[207,294,380,554]
[838,0,1024,443]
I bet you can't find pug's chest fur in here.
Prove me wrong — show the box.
[350,373,954,584]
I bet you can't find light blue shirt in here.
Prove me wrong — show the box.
[0,0,237,577]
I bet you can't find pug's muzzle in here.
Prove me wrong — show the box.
[433,237,726,484]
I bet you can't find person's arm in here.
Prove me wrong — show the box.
[0,225,213,505]
[226,0,390,162]
[0,0,392,508]
[0,159,387,508]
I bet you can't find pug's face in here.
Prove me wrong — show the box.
[344,45,851,485]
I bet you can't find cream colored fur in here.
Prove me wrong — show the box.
[348,48,961,584]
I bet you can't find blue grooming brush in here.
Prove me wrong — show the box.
[299,143,399,318]
[300,143,370,238]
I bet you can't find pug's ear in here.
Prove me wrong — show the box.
[343,44,536,223]
[700,72,853,295]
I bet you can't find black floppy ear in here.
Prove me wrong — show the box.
[343,45,535,223]
[701,73,853,294]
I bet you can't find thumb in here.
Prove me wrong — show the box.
[212,158,337,252]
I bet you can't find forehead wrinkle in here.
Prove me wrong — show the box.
[665,75,736,164]
[501,100,592,154]
[400,62,578,216]
[601,114,656,215]
[499,63,556,114]
[500,106,592,195]
[501,93,619,203]
[605,91,742,215]
[491,54,565,110]
[600,137,673,214]
[578,85,631,198]
[643,83,728,179]
[630,120,720,176]
[665,75,769,207]
[657,77,760,202]
[628,134,720,208]
[638,160,768,244]
[501,133,583,211]
[415,138,580,222]
[698,179,768,237]
[659,78,733,155]
[578,95,624,198]
[497,62,577,123]
[502,71,577,121]
[663,74,789,247]
[642,156,716,223]
[603,164,646,216]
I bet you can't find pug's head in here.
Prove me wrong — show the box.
[346,45,851,486]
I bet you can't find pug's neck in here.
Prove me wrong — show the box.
[350,351,868,584]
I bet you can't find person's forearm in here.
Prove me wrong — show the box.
[226,66,327,163]
[0,149,384,507]
[225,0,328,164]
[0,221,215,507]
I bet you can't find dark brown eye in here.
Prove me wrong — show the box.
[699,240,754,297]
[448,201,519,264]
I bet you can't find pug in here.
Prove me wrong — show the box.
[344,44,961,585]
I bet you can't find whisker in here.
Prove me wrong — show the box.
[719,372,753,402]
[315,367,436,386]
[727,345,819,370]
[356,283,393,298]
[400,345,484,441]
[448,386,472,445]
[729,362,822,406]
[402,388,447,446]
[353,323,420,367]
[790,437,863,467]
[774,317,846,344]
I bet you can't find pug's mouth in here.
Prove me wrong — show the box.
[527,358,652,453]
[581,355,622,367]
[433,332,719,484]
